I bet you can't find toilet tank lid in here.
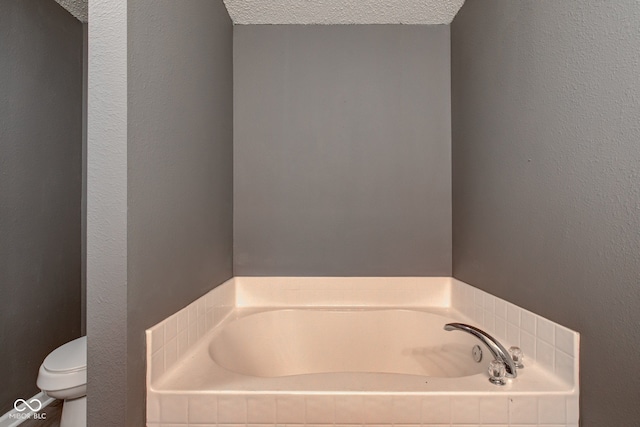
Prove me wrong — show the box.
[43,336,87,373]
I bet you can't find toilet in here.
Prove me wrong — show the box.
[37,336,86,427]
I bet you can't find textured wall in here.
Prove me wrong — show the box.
[224,0,463,24]
[234,25,451,276]
[88,0,233,425]
[451,1,640,425]
[86,0,127,425]
[127,0,234,425]
[81,23,88,336]
[0,0,83,414]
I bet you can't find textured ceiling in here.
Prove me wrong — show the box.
[223,0,465,24]
[54,0,463,25]
[55,0,87,23]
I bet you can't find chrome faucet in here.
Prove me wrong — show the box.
[444,323,518,379]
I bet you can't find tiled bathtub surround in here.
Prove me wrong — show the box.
[450,281,578,387]
[148,279,235,383]
[147,277,579,426]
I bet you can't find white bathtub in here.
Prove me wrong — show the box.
[210,308,485,379]
[147,277,579,426]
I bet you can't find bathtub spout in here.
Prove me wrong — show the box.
[444,323,517,379]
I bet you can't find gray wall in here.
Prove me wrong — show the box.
[127,0,234,424]
[451,1,640,425]
[234,25,452,276]
[81,23,88,336]
[87,0,234,425]
[87,0,127,424]
[0,0,83,414]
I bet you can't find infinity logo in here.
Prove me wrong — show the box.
[14,398,42,412]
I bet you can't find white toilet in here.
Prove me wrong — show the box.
[37,336,86,427]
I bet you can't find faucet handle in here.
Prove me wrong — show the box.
[509,346,525,369]
[488,360,507,385]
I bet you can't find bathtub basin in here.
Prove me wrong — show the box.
[210,309,485,378]
[154,306,567,394]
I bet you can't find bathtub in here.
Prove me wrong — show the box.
[211,309,485,379]
[147,277,579,426]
